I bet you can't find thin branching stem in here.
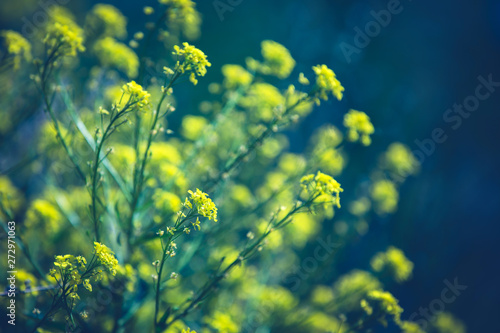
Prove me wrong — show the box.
[90,102,135,241]
[127,70,180,248]
[159,197,317,330]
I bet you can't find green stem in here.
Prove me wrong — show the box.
[91,106,132,241]
[160,200,310,330]
[38,44,87,183]
[127,71,180,248]
[30,289,64,333]
[205,94,311,192]
[153,210,194,330]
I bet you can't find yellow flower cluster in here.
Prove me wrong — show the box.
[370,246,414,283]
[94,37,139,77]
[185,188,218,222]
[246,40,296,79]
[370,179,398,214]
[86,4,127,39]
[153,190,182,214]
[382,142,419,178]
[312,64,344,103]
[25,199,63,234]
[285,85,314,117]
[305,312,347,333]
[121,81,151,109]
[48,243,118,300]
[15,269,38,292]
[300,171,343,208]
[173,42,211,85]
[222,64,253,89]
[257,286,298,313]
[310,285,334,306]
[181,115,208,141]
[240,83,285,122]
[50,254,87,296]
[181,328,197,333]
[311,125,345,176]
[431,312,466,333]
[299,72,310,85]
[44,22,85,57]
[160,0,201,40]
[348,197,371,217]
[278,153,307,177]
[331,270,382,311]
[205,311,239,333]
[400,321,426,333]
[248,40,296,79]
[0,30,32,70]
[46,6,80,31]
[94,242,119,276]
[259,40,295,78]
[0,176,23,220]
[313,125,343,148]
[361,290,403,324]
[343,109,374,146]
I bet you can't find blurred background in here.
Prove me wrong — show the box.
[1,0,499,331]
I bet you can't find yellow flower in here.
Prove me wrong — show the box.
[0,176,23,220]
[25,199,63,234]
[173,42,211,84]
[16,270,38,292]
[181,328,196,333]
[186,188,218,222]
[331,271,383,314]
[361,290,403,324]
[348,197,371,216]
[305,311,347,333]
[44,22,85,57]
[153,190,182,214]
[310,125,346,175]
[0,30,32,70]
[47,6,79,30]
[86,4,127,39]
[300,171,343,208]
[429,312,466,333]
[143,6,154,15]
[222,64,253,89]
[205,311,239,333]
[310,285,334,306]
[400,321,426,333]
[93,37,139,78]
[312,64,344,103]
[121,81,151,109]
[285,85,314,117]
[51,254,86,290]
[240,83,285,122]
[370,179,398,214]
[248,40,296,79]
[343,109,374,146]
[370,246,414,283]
[278,153,307,177]
[93,242,119,276]
[382,142,419,178]
[83,279,92,292]
[298,72,310,85]
[160,0,201,40]
[181,115,207,141]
